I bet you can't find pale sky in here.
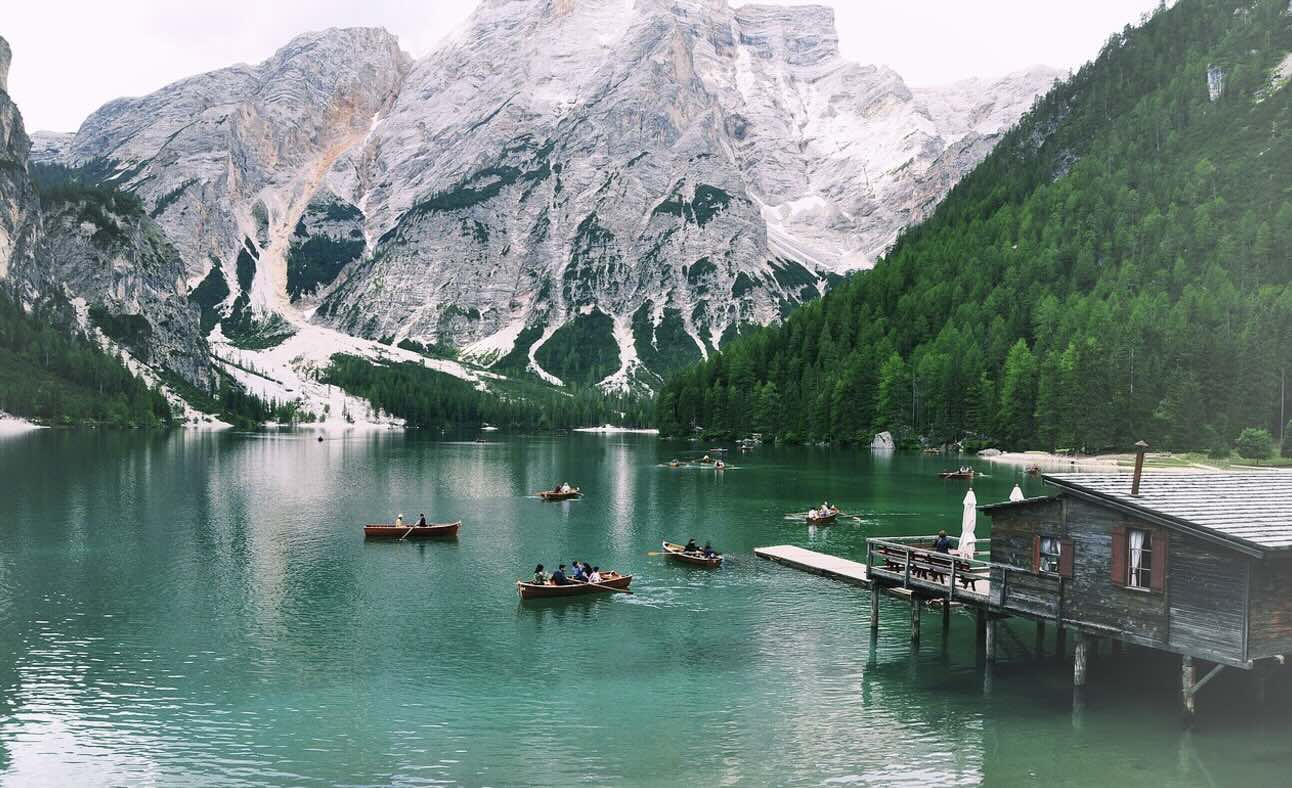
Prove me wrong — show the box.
[4,0,1161,133]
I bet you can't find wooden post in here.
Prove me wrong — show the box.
[1182,657,1196,717]
[942,599,951,633]
[985,616,997,662]
[1073,632,1088,687]
[869,584,880,631]
[1034,620,1046,659]
[1056,626,1067,660]
[976,606,987,646]
[911,598,921,643]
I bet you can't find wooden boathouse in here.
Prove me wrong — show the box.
[856,467,1292,715]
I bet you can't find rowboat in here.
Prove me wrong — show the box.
[938,468,975,480]
[662,541,722,567]
[806,509,839,525]
[1025,465,1041,476]
[363,521,461,539]
[537,488,582,501]
[516,572,632,599]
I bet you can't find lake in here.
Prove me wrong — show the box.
[1,430,1289,786]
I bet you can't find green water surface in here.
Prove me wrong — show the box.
[0,431,1289,786]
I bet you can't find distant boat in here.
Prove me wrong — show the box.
[516,572,632,599]
[714,460,726,470]
[669,460,681,468]
[538,488,582,501]
[363,521,461,539]
[1025,465,1041,476]
[481,424,499,432]
[938,467,975,480]
[662,541,722,567]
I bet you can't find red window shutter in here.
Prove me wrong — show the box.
[1033,535,1041,574]
[1110,526,1127,587]
[1059,538,1074,578]
[1151,528,1169,593]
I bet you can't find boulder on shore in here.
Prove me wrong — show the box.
[871,431,895,450]
[977,448,1002,457]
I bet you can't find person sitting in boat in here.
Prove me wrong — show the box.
[560,482,572,494]
[552,482,563,493]
[395,513,405,527]
[933,529,951,553]
[684,538,699,554]
[572,562,588,582]
[550,564,571,585]
[588,567,603,584]
[702,543,717,558]
[532,564,548,584]
[417,513,427,527]
[702,454,712,463]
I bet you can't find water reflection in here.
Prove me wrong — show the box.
[0,432,1289,785]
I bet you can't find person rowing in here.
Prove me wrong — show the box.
[417,513,427,527]
[684,538,699,554]
[571,561,589,582]
[702,542,717,558]
[550,564,571,585]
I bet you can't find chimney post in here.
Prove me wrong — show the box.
[1131,440,1149,497]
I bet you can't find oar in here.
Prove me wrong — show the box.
[400,525,414,540]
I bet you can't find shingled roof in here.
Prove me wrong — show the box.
[1043,472,1292,553]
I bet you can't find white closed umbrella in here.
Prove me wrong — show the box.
[958,488,978,559]
[1010,484,1025,502]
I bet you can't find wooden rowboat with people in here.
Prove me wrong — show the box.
[938,467,975,480]
[537,487,582,501]
[516,571,632,599]
[806,508,839,525]
[661,541,722,567]
[363,521,461,539]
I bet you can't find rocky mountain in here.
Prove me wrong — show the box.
[29,1,1058,395]
[0,36,213,395]
[316,0,1057,389]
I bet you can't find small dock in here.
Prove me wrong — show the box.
[754,545,871,587]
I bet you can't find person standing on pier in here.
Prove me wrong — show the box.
[933,529,952,553]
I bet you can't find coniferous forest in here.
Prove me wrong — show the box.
[657,0,1292,453]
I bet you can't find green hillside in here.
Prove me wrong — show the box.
[658,0,1292,453]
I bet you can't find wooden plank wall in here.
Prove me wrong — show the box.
[1167,541,1248,662]
[989,496,1252,665]
[1248,555,1292,658]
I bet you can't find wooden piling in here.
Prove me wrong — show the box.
[1056,626,1067,660]
[1073,632,1088,687]
[1034,620,1046,658]
[869,584,880,631]
[942,600,951,633]
[1182,657,1196,716]
[985,617,997,662]
[911,598,921,643]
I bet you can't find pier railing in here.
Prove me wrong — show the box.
[865,536,993,603]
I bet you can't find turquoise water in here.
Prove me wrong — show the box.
[1,430,1290,786]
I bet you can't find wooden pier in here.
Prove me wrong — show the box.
[754,545,871,586]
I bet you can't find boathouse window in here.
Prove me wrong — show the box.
[1031,535,1073,577]
[1111,525,1166,592]
[1127,528,1153,589]
[1039,537,1062,574]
